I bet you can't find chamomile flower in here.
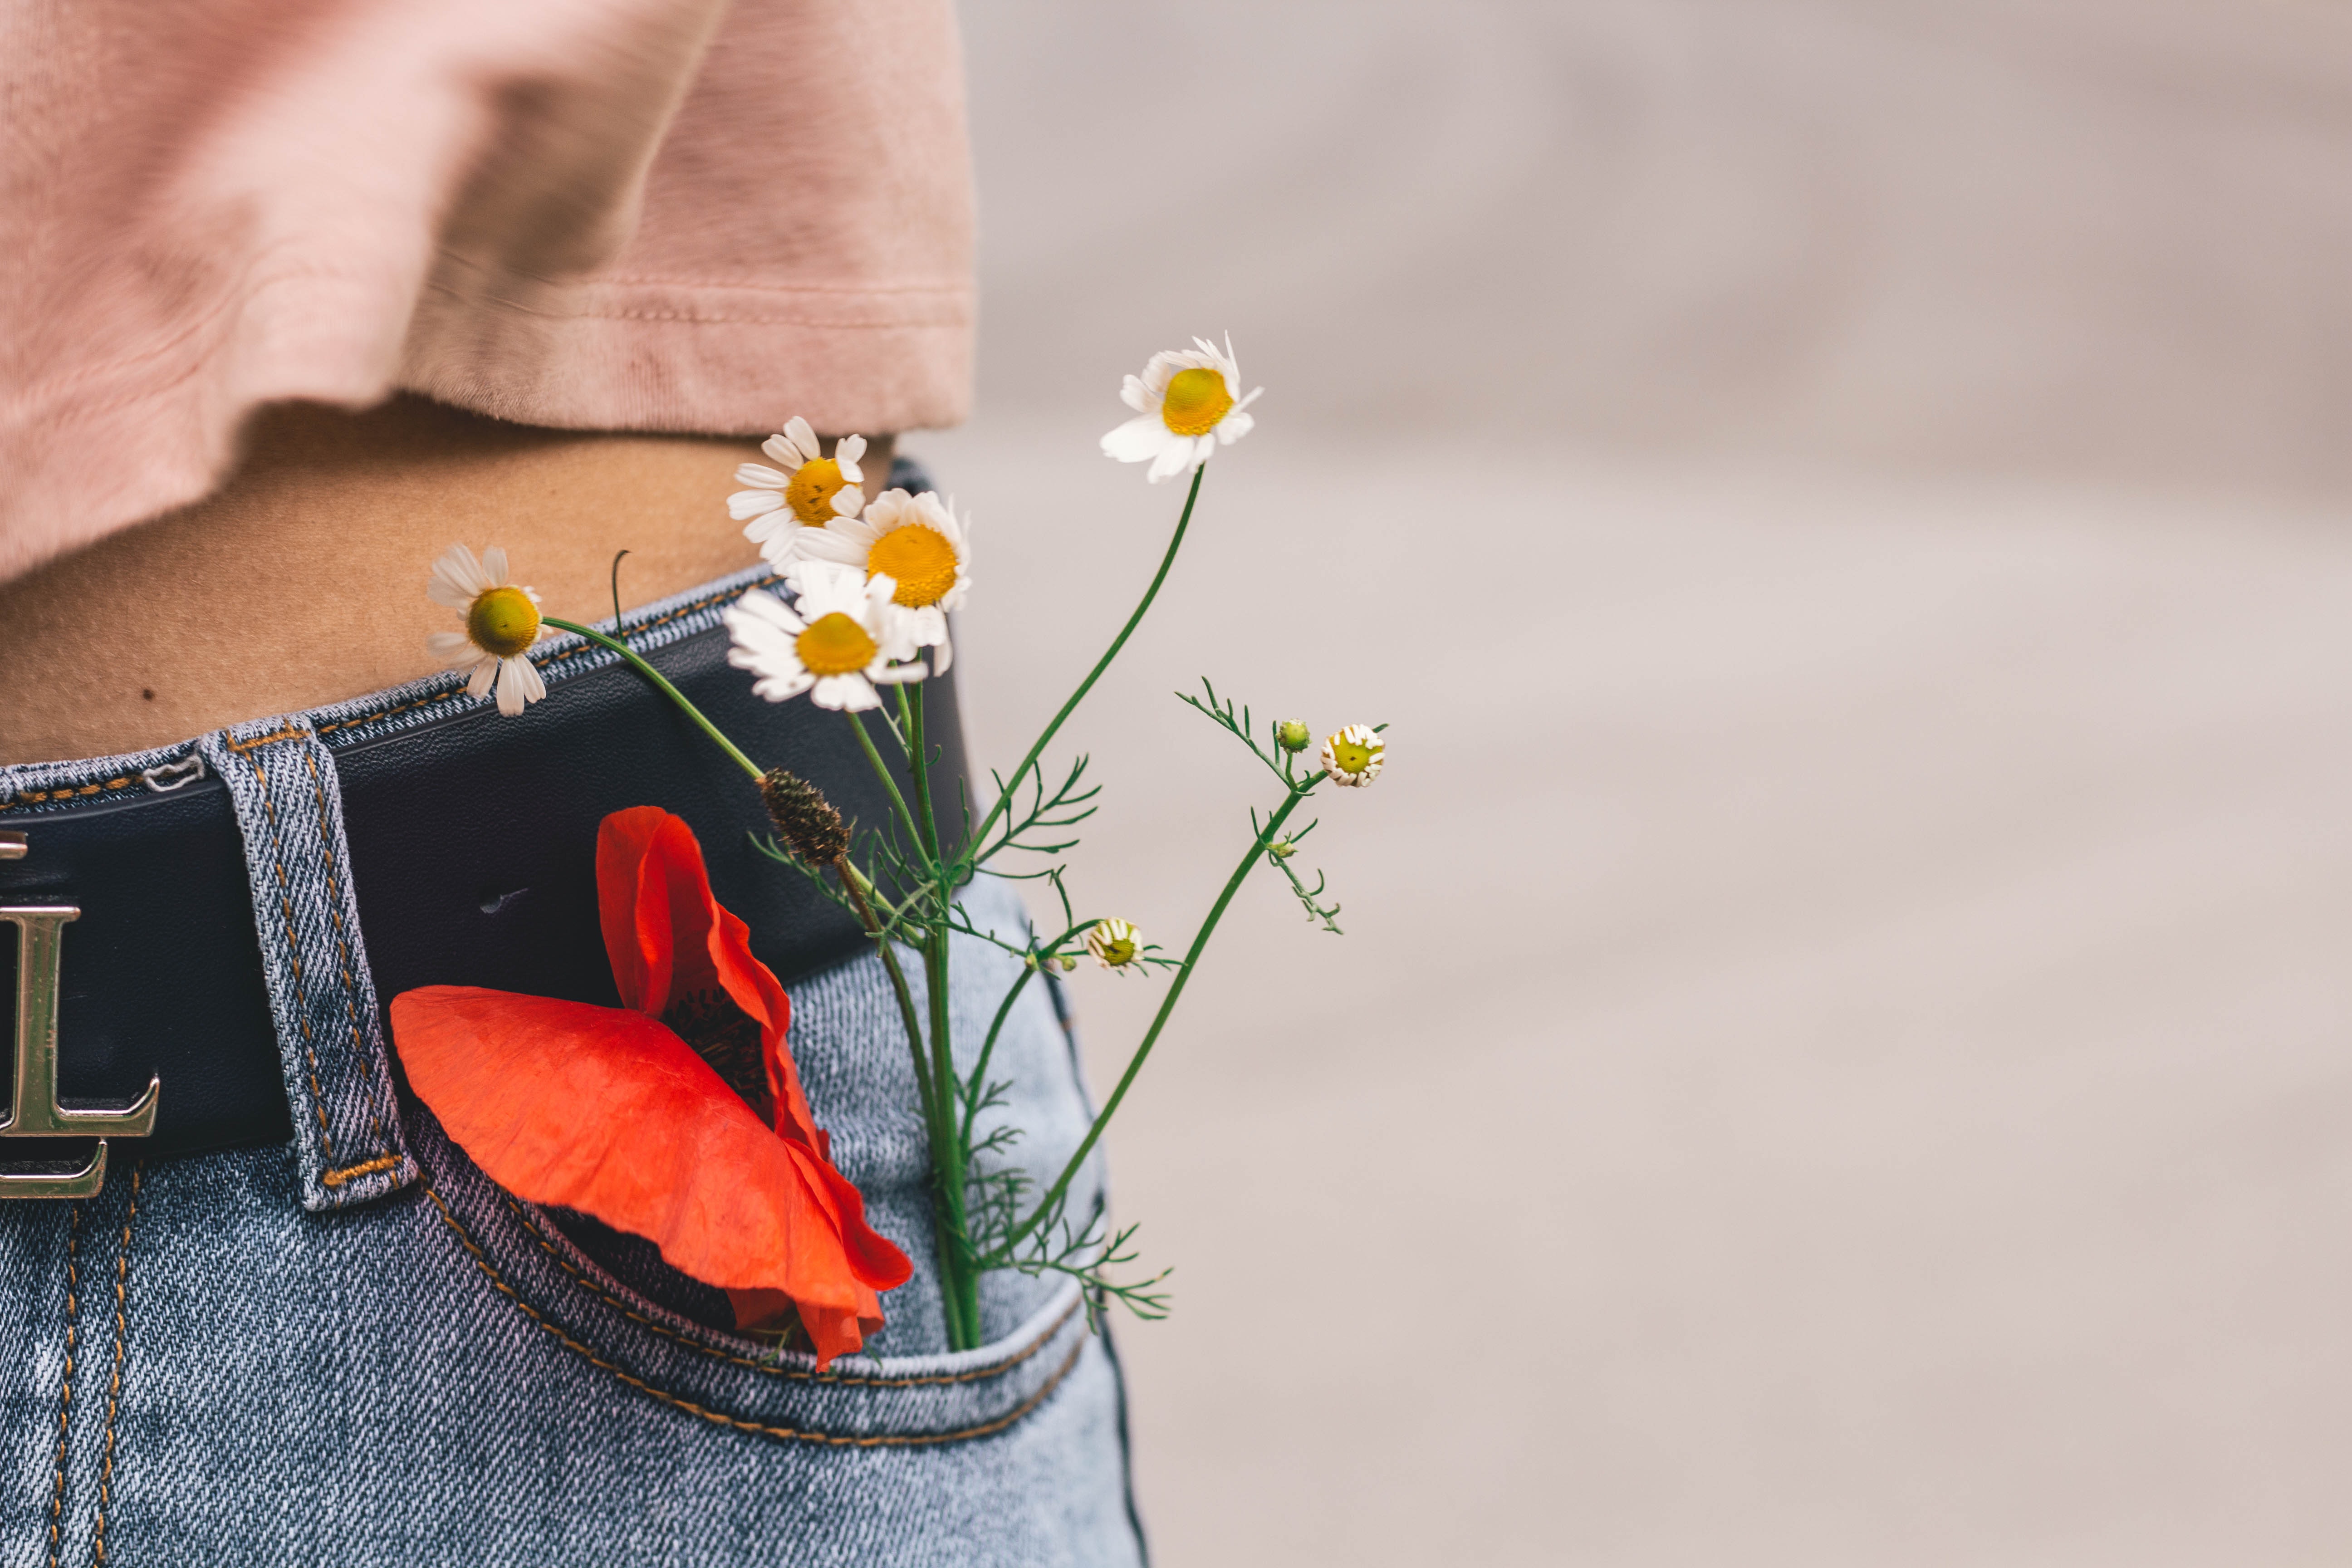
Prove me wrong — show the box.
[723,561,924,712]
[730,417,868,559]
[425,544,548,716]
[1086,918,1142,972]
[1321,725,1384,788]
[783,488,971,673]
[1100,334,1263,482]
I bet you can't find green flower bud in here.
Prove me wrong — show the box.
[1275,718,1312,754]
[1086,918,1141,971]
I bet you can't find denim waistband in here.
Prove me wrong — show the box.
[0,558,965,1215]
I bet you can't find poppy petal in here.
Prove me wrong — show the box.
[595,805,677,1016]
[594,807,824,1152]
[724,1285,883,1367]
[390,985,913,1368]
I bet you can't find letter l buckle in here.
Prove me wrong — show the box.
[1,906,161,1199]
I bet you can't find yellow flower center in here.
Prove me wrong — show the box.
[466,586,541,659]
[785,458,852,526]
[1091,920,1140,967]
[866,525,960,608]
[1160,368,1234,436]
[1329,734,1379,776]
[796,612,877,676]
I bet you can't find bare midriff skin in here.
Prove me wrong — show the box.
[0,397,891,765]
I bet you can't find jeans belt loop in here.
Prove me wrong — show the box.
[198,719,416,1211]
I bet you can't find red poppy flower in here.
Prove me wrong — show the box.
[390,806,912,1368]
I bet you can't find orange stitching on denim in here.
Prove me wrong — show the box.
[322,1155,403,1188]
[241,744,334,1166]
[0,779,137,814]
[425,1186,1082,1443]
[299,747,396,1172]
[504,1198,1080,1388]
[309,689,466,738]
[45,1203,81,1568]
[89,1163,141,1566]
[226,725,308,754]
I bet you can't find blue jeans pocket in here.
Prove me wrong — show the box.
[412,1100,1094,1447]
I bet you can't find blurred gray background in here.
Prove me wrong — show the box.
[921,2,2352,1562]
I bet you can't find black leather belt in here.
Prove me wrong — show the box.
[0,567,963,1163]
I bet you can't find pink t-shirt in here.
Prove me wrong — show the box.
[0,0,974,581]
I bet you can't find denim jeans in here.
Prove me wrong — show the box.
[0,565,1147,1565]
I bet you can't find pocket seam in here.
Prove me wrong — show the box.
[505,1196,1078,1387]
[425,1181,1088,1446]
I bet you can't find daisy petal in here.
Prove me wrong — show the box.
[494,660,525,716]
[1146,441,1193,483]
[789,530,867,568]
[1102,415,1168,463]
[751,670,818,702]
[811,673,879,711]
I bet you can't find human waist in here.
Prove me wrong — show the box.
[0,561,960,1168]
[0,397,884,766]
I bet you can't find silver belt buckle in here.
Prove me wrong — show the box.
[1,830,161,1198]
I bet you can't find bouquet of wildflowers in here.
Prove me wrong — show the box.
[392,339,1387,1359]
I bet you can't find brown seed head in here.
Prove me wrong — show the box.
[760,768,850,864]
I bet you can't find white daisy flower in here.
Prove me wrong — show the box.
[1085,918,1142,972]
[1321,725,1384,788]
[729,416,868,559]
[425,544,548,717]
[1100,334,1264,482]
[723,561,925,713]
[781,487,972,674]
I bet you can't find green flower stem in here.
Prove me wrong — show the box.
[843,703,953,979]
[996,774,1324,1257]
[906,689,960,1162]
[845,694,981,1348]
[960,961,1034,1150]
[542,618,764,784]
[839,858,973,1346]
[906,684,980,1349]
[959,912,1094,1148]
[837,861,933,1110]
[954,464,1207,881]
[847,708,927,861]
